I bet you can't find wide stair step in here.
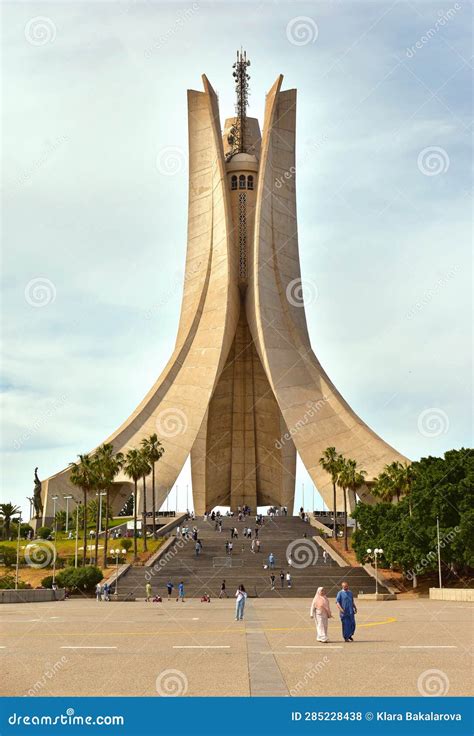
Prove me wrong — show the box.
[113,516,382,598]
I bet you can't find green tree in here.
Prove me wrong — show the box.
[141,434,165,538]
[0,503,21,540]
[318,447,343,538]
[69,454,98,566]
[94,444,124,567]
[337,458,366,551]
[353,449,474,586]
[123,448,151,560]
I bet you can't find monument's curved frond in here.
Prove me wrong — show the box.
[248,76,408,507]
[40,77,239,520]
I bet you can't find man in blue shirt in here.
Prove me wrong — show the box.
[336,581,357,642]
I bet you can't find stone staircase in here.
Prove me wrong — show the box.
[113,515,382,599]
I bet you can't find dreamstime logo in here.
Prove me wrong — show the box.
[417,408,449,438]
[286,538,319,568]
[24,278,56,308]
[24,16,57,46]
[24,540,57,569]
[406,4,462,58]
[155,146,186,176]
[286,16,319,46]
[405,265,458,320]
[155,408,188,437]
[417,669,450,696]
[286,278,318,308]
[156,669,188,696]
[417,146,450,176]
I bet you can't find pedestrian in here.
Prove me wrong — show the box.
[270,573,276,590]
[230,528,235,539]
[323,550,328,564]
[228,541,233,556]
[95,582,102,602]
[288,555,293,567]
[251,539,255,553]
[235,584,247,621]
[219,580,228,598]
[268,552,275,569]
[279,570,285,589]
[286,571,292,589]
[225,541,229,555]
[310,586,332,643]
[166,580,174,600]
[256,539,260,553]
[195,541,200,557]
[103,582,110,601]
[336,581,357,642]
[176,581,185,603]
[234,527,238,540]
[145,582,152,601]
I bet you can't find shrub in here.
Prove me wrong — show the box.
[11,523,34,539]
[41,575,54,589]
[37,527,52,539]
[0,545,17,567]
[56,565,103,593]
[120,538,132,552]
[0,574,30,589]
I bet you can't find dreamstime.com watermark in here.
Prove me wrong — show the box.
[405,526,460,581]
[145,535,192,581]
[406,4,462,58]
[145,260,201,319]
[8,709,124,727]
[276,397,328,449]
[405,266,458,319]
[290,656,330,695]
[12,394,68,450]
[144,3,199,58]
[25,657,68,696]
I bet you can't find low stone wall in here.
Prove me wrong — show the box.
[358,593,397,601]
[0,588,66,604]
[429,587,474,602]
[363,563,399,595]
[313,536,346,567]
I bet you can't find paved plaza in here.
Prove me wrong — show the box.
[1,598,472,697]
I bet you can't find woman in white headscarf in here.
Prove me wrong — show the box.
[310,586,332,642]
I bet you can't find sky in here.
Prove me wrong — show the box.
[1,0,472,518]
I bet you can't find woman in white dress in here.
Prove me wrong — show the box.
[310,586,332,642]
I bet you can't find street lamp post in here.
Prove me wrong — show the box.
[367,548,384,595]
[97,491,107,533]
[111,548,127,596]
[72,497,79,568]
[436,516,443,589]
[51,496,59,586]
[64,495,73,534]
[15,512,22,590]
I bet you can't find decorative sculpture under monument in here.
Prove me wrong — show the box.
[37,52,407,521]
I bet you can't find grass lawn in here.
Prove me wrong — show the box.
[0,536,165,587]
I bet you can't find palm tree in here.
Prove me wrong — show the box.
[319,447,343,538]
[94,444,124,567]
[394,460,415,516]
[141,434,164,538]
[69,454,97,565]
[141,460,152,552]
[372,469,396,503]
[338,458,367,551]
[0,503,21,540]
[123,448,150,561]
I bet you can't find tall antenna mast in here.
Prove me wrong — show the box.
[227,49,251,158]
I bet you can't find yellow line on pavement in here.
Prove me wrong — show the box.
[1,618,396,637]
